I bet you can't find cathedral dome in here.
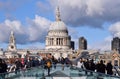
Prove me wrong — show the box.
[49,7,68,31]
[46,7,71,50]
[49,21,67,31]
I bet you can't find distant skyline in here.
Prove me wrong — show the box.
[0,0,120,50]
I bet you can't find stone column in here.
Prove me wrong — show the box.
[54,38,56,45]
[47,38,49,45]
[52,38,53,45]
[50,38,51,45]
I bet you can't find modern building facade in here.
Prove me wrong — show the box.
[79,37,87,50]
[111,37,120,52]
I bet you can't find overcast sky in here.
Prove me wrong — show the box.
[0,0,120,50]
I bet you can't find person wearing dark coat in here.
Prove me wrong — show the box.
[40,58,46,69]
[83,59,90,75]
[0,59,3,73]
[89,59,95,75]
[46,58,52,76]
[89,59,95,71]
[34,57,40,67]
[0,59,7,78]
[15,58,23,74]
[52,56,58,69]
[84,59,90,69]
[24,57,33,68]
[2,60,7,73]
[97,60,106,74]
[61,57,65,70]
[106,61,113,75]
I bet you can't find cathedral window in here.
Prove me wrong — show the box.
[11,46,14,49]
[114,60,118,66]
[59,38,60,45]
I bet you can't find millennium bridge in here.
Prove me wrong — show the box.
[0,64,120,79]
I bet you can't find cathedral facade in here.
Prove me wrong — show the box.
[45,7,73,58]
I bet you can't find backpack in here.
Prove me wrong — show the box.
[47,61,51,67]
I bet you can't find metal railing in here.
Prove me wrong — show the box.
[0,64,120,79]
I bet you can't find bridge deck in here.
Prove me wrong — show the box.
[1,64,120,79]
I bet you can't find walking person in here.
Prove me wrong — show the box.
[40,58,46,69]
[14,58,23,74]
[83,59,90,75]
[24,57,33,69]
[106,61,113,75]
[46,58,52,76]
[52,56,57,69]
[34,57,40,67]
[0,59,7,79]
[61,57,65,70]
[2,60,7,73]
[77,59,84,70]
[53,58,58,69]
[0,59,3,73]
[89,59,95,75]
[97,60,106,74]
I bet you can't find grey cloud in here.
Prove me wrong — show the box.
[49,0,120,28]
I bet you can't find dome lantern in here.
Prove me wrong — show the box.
[56,6,61,21]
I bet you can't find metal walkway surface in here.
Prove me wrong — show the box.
[1,64,120,79]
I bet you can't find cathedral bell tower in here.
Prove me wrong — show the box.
[7,31,17,51]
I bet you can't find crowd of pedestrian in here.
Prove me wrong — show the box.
[41,55,71,76]
[0,56,115,77]
[0,54,72,76]
[76,58,113,75]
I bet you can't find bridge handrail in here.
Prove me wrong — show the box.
[71,65,120,78]
[0,66,44,79]
[1,64,120,78]
[113,66,120,76]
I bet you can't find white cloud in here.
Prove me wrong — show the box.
[89,36,112,50]
[1,0,120,50]
[0,19,24,42]
[109,22,120,37]
[0,15,51,44]
[89,21,120,51]
[5,20,22,32]
[27,15,51,42]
